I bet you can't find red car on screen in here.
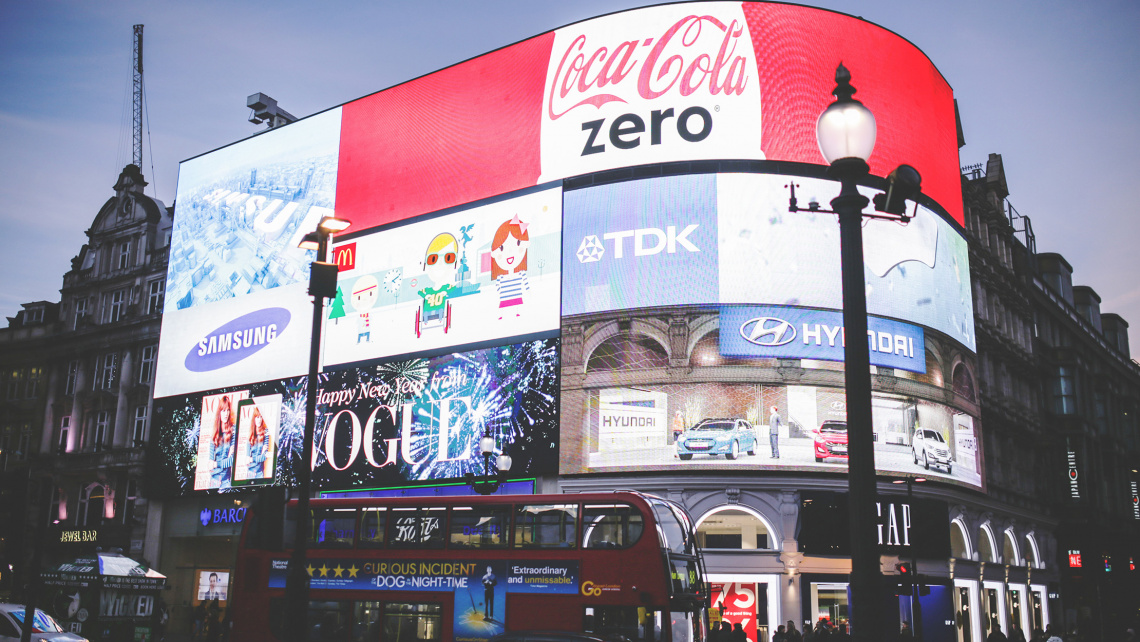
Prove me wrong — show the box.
[813,421,849,463]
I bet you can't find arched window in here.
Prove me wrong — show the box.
[952,363,976,402]
[587,334,669,372]
[78,482,105,528]
[1024,534,1041,569]
[1003,530,1021,566]
[978,525,997,563]
[696,507,775,550]
[950,519,972,559]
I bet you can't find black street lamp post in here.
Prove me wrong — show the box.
[284,215,350,642]
[790,63,922,642]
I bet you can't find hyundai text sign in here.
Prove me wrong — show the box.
[562,173,718,314]
[719,305,926,373]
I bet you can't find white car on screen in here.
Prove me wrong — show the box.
[0,604,89,642]
[912,428,952,473]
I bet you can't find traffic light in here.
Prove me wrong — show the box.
[895,562,914,595]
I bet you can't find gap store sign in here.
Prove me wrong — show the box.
[720,305,925,373]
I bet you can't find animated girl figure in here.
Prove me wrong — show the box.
[246,406,272,480]
[490,215,531,320]
[210,395,236,488]
[416,232,459,335]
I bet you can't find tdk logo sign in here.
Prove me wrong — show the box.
[721,305,927,374]
[184,307,290,373]
[739,317,797,347]
[576,225,700,263]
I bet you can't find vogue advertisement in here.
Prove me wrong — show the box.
[150,339,559,496]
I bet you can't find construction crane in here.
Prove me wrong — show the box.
[132,24,143,168]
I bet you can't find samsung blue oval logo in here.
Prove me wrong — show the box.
[184,308,290,372]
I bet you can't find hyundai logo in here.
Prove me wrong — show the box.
[739,317,796,347]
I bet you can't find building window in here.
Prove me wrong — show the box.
[95,353,118,390]
[132,406,148,446]
[59,416,71,454]
[1052,366,1075,415]
[147,279,165,315]
[65,360,79,396]
[26,366,42,398]
[16,425,30,461]
[93,411,110,451]
[73,298,88,330]
[107,289,126,324]
[118,241,132,270]
[138,346,156,384]
[78,483,106,527]
[6,369,21,400]
[25,307,43,324]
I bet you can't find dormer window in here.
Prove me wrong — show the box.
[118,241,132,270]
[25,307,43,325]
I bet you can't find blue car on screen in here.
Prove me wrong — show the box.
[676,418,758,460]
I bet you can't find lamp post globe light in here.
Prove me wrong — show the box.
[819,63,880,642]
[285,215,350,642]
[467,429,513,495]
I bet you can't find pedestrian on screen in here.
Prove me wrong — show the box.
[731,622,747,642]
[773,624,787,642]
[987,619,1007,642]
[769,406,782,458]
[787,621,802,642]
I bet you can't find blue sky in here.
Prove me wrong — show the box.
[2,0,1138,350]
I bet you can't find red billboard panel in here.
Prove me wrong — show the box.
[334,2,962,231]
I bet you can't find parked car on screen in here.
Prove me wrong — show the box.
[0,604,88,642]
[676,418,757,460]
[812,420,849,463]
[912,428,953,473]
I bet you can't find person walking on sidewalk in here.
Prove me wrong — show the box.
[769,406,782,458]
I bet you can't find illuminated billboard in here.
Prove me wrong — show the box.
[334,1,962,230]
[155,109,342,398]
[325,185,562,367]
[562,379,982,488]
[563,173,975,351]
[150,339,559,495]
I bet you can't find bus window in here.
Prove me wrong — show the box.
[359,507,387,548]
[388,507,446,548]
[312,507,357,549]
[384,602,442,642]
[582,503,644,549]
[585,606,663,641]
[650,499,695,555]
[449,506,508,548]
[353,601,382,640]
[514,504,578,548]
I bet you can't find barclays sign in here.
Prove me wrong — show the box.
[720,304,926,373]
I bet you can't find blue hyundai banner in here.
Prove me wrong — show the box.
[719,305,926,373]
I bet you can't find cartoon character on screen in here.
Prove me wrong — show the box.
[415,232,458,337]
[490,215,531,320]
[351,275,379,344]
[210,396,236,488]
[246,406,272,480]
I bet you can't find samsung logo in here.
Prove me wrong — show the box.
[184,308,290,372]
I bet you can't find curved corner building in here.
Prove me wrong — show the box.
[150,2,1058,640]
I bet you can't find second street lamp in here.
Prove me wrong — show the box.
[788,63,922,642]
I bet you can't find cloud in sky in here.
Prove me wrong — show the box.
[2,0,1139,348]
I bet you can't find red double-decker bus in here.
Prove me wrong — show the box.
[232,491,708,642]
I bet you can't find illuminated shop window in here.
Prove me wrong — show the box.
[1003,530,1020,566]
[1024,534,1041,569]
[696,507,773,550]
[949,519,972,559]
